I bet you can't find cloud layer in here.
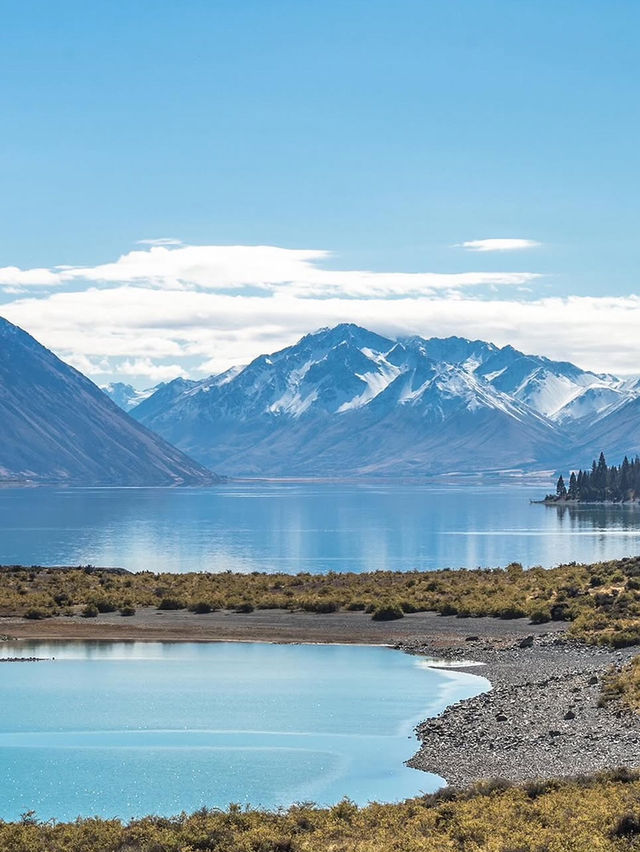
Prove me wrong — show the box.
[459,238,541,252]
[0,241,637,386]
[0,243,538,297]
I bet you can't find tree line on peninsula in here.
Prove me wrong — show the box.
[547,453,640,504]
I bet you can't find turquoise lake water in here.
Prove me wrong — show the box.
[0,641,488,821]
[0,482,639,573]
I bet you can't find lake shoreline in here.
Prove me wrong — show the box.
[3,608,640,788]
[0,606,563,645]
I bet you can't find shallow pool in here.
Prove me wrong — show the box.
[0,640,488,820]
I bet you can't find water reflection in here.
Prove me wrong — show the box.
[0,483,639,573]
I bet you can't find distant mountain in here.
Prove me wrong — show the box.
[130,377,199,421]
[101,381,159,411]
[127,323,638,477]
[571,395,640,465]
[0,317,218,485]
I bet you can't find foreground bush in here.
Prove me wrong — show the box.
[2,770,640,851]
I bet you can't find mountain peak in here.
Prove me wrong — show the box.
[303,323,394,353]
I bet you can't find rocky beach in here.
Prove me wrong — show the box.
[405,632,640,785]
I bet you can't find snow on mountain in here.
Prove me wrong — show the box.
[131,323,631,477]
[570,394,640,465]
[553,384,632,426]
[0,317,218,485]
[130,377,198,421]
[475,349,611,420]
[102,381,159,411]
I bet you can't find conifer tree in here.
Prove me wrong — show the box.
[548,452,639,503]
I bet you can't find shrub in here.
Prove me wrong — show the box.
[371,602,404,621]
[119,605,136,616]
[528,605,551,624]
[157,597,185,611]
[494,602,528,620]
[234,602,255,613]
[190,601,214,614]
[81,604,99,618]
[95,599,117,613]
[301,599,339,614]
[399,600,421,613]
[611,812,640,838]
[610,629,640,649]
[24,608,47,620]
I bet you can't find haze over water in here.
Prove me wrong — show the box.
[1,483,639,573]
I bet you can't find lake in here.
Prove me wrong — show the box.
[0,482,639,573]
[0,641,488,821]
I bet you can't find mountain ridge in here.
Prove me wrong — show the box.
[122,323,639,477]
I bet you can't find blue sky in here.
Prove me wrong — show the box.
[1,1,639,383]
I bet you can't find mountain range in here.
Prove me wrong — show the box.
[0,318,217,485]
[101,323,640,477]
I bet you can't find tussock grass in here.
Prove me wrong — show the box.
[3,555,640,645]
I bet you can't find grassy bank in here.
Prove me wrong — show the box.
[2,770,640,851]
[3,556,640,646]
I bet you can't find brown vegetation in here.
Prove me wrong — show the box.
[3,770,640,851]
[3,556,640,646]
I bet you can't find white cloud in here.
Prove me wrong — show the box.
[0,266,62,286]
[4,284,640,385]
[0,240,635,387]
[0,243,538,296]
[459,238,541,252]
[109,358,185,383]
[136,238,184,246]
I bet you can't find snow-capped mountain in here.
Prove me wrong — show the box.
[101,381,159,411]
[127,323,638,477]
[0,317,217,485]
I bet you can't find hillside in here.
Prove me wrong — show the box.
[0,317,217,485]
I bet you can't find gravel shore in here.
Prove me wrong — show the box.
[0,607,565,644]
[404,632,640,785]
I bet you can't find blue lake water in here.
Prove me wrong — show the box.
[0,641,488,820]
[0,482,639,573]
